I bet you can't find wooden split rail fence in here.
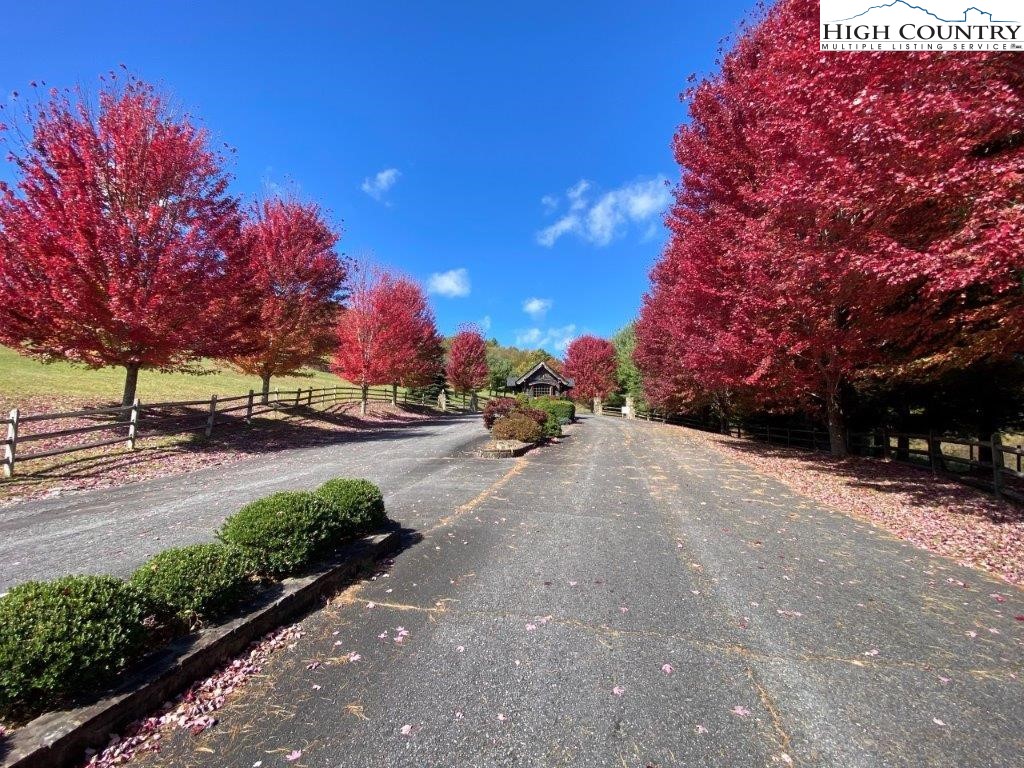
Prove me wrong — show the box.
[1,385,454,478]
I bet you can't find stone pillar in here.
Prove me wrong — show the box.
[438,390,448,412]
[624,395,635,419]
[469,392,478,413]
[593,397,602,415]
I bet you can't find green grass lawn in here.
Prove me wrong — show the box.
[0,346,347,411]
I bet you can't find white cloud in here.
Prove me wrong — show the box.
[541,194,559,214]
[522,297,552,319]
[567,180,591,211]
[361,168,401,202]
[536,216,579,248]
[516,328,542,346]
[480,315,492,331]
[515,324,577,352]
[535,176,671,247]
[427,268,471,298]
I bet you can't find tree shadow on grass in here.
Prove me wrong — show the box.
[704,433,1024,526]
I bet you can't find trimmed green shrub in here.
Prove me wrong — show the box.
[532,396,575,424]
[0,575,149,716]
[131,543,254,627]
[492,413,543,443]
[218,491,339,576]
[315,478,387,532]
[541,412,562,438]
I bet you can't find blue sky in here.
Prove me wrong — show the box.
[0,1,755,354]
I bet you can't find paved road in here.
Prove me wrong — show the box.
[135,415,1023,768]
[0,414,507,591]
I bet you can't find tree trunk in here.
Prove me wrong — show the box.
[260,373,272,405]
[121,364,141,408]
[361,383,369,416]
[826,393,848,458]
[391,383,398,406]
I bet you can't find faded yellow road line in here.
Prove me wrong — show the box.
[426,455,530,533]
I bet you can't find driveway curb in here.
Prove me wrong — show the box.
[0,530,400,768]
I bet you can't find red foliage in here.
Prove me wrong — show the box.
[482,397,519,430]
[564,336,617,401]
[0,77,241,405]
[331,267,441,396]
[227,199,346,396]
[446,327,489,393]
[636,0,1024,453]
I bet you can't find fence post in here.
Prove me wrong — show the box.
[3,408,18,478]
[881,428,891,460]
[991,432,1003,498]
[307,388,313,407]
[246,389,254,424]
[205,395,218,437]
[295,388,302,408]
[927,429,939,475]
[126,398,140,450]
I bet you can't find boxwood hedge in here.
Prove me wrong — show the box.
[315,478,386,532]
[0,575,150,716]
[131,543,254,627]
[218,491,339,577]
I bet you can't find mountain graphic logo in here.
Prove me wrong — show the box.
[829,1,1017,23]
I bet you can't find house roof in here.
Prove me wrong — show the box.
[506,360,574,388]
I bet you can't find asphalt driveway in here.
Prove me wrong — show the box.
[128,414,1024,768]
[0,414,504,591]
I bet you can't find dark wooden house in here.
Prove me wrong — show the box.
[506,361,574,398]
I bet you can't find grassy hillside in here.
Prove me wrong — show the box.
[0,346,345,411]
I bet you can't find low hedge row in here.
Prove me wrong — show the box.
[531,396,575,425]
[0,477,388,720]
[483,396,571,440]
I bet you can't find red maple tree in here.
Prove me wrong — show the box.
[0,75,241,406]
[227,199,346,402]
[445,327,489,395]
[636,0,1024,455]
[564,336,617,402]
[331,267,441,414]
